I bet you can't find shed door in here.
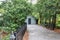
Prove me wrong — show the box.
[28,18,31,24]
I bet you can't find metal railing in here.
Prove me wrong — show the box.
[14,23,27,40]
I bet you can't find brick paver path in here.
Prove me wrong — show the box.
[27,25,60,40]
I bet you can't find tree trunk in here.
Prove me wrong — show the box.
[40,13,42,24]
[52,14,56,30]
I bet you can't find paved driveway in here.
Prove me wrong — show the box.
[27,25,60,40]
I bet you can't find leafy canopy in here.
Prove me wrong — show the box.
[0,0,34,32]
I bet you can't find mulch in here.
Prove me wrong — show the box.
[23,31,29,40]
[54,28,60,33]
[44,26,60,33]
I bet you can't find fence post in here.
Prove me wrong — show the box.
[0,32,2,40]
[10,31,15,40]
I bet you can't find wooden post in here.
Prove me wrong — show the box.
[10,31,15,40]
[0,31,2,40]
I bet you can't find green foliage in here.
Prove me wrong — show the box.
[2,34,10,40]
[0,0,60,32]
[56,14,60,28]
[36,0,60,27]
[32,12,40,19]
[0,0,33,32]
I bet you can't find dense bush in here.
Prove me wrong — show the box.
[36,0,60,28]
[56,14,60,28]
[0,0,33,32]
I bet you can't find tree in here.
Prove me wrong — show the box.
[0,0,34,32]
[36,0,60,29]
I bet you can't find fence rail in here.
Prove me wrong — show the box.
[14,23,27,40]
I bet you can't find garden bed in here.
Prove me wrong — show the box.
[23,31,29,40]
[54,28,60,33]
